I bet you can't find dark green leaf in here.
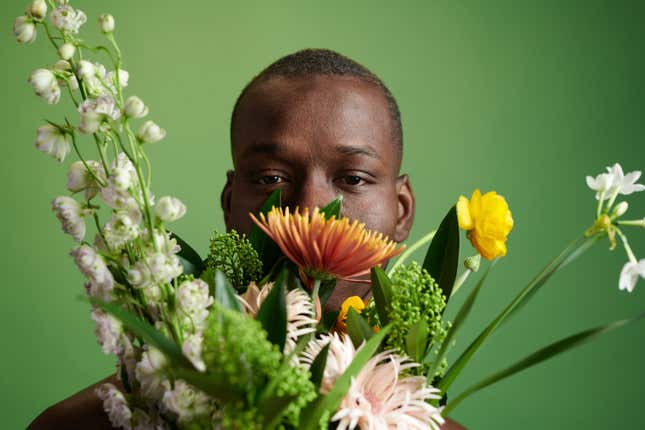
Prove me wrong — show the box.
[346,307,374,348]
[427,264,491,379]
[202,270,243,312]
[423,205,459,302]
[438,234,597,394]
[406,319,429,363]
[318,278,337,309]
[371,267,393,326]
[256,269,288,351]
[169,231,205,277]
[248,189,282,274]
[257,394,299,430]
[320,310,340,332]
[91,299,189,367]
[309,343,331,390]
[299,326,390,430]
[443,311,645,415]
[173,367,242,403]
[320,195,343,219]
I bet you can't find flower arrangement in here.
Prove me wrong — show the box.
[13,1,645,429]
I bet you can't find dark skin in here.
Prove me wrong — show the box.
[29,75,465,430]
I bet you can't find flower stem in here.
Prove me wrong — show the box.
[596,190,605,217]
[388,229,436,276]
[614,227,637,263]
[618,218,645,227]
[69,130,106,188]
[450,269,472,298]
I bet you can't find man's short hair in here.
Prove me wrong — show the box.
[230,48,403,153]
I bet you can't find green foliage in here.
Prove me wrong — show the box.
[204,230,262,292]
[386,261,450,376]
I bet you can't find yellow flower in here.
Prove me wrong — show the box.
[335,296,366,332]
[457,189,514,260]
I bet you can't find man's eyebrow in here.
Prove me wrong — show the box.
[334,144,381,160]
[243,141,283,156]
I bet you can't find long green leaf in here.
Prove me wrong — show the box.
[256,270,288,351]
[310,343,331,390]
[371,267,393,326]
[299,326,391,430]
[346,307,375,348]
[173,368,242,403]
[427,264,492,379]
[406,319,429,363]
[320,195,343,219]
[169,231,205,277]
[91,299,188,367]
[249,189,282,274]
[443,312,645,414]
[203,269,243,312]
[438,234,597,393]
[423,205,460,302]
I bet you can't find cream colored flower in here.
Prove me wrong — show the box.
[138,120,166,143]
[52,196,85,241]
[27,1,47,21]
[35,124,70,162]
[58,42,75,60]
[123,96,149,118]
[13,16,37,44]
[99,13,115,33]
[155,196,187,222]
[619,259,645,293]
[50,4,86,34]
[28,69,60,104]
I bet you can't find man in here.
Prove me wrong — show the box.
[30,49,465,429]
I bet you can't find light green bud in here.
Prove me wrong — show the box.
[98,13,115,33]
[58,43,75,60]
[464,254,481,272]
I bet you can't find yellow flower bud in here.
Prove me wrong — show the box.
[335,296,366,332]
[457,189,514,260]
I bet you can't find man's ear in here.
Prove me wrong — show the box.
[394,174,415,243]
[221,170,235,230]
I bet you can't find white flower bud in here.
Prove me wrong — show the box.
[76,60,95,80]
[107,69,129,88]
[28,69,60,104]
[58,42,76,60]
[53,59,71,72]
[50,5,86,34]
[27,0,47,21]
[98,13,115,33]
[52,196,86,241]
[155,196,186,222]
[14,16,37,44]
[123,96,148,118]
[612,201,629,218]
[35,124,70,162]
[137,120,166,143]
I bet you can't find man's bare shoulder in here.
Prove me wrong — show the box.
[28,374,119,430]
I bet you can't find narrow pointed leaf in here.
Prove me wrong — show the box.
[439,234,597,393]
[299,326,390,430]
[427,264,491,379]
[346,307,374,348]
[310,343,331,390]
[423,205,459,302]
[169,231,205,277]
[256,269,288,351]
[320,195,343,219]
[371,267,393,326]
[443,312,645,415]
[173,368,242,402]
[204,270,243,312]
[248,189,282,273]
[406,319,430,363]
[91,299,188,367]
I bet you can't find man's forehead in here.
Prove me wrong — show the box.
[231,74,399,167]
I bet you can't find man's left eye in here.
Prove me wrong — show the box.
[337,175,365,186]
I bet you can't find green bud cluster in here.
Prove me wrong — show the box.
[204,230,262,292]
[275,364,317,427]
[387,261,449,375]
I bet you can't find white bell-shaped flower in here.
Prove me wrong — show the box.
[35,124,70,162]
[155,196,186,222]
[137,120,166,143]
[13,16,37,44]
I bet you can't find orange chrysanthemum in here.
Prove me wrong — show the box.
[249,207,404,281]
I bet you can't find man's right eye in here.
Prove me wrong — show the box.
[257,175,287,185]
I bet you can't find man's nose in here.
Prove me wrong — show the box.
[284,173,339,211]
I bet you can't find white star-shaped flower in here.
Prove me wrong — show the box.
[586,163,645,200]
[619,259,645,293]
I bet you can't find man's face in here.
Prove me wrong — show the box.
[222,74,415,308]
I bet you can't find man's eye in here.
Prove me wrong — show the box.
[339,175,365,186]
[257,175,287,185]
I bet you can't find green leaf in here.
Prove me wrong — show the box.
[257,394,299,430]
[346,307,374,348]
[319,310,340,332]
[299,326,391,430]
[371,267,394,326]
[203,270,243,312]
[248,189,282,274]
[320,195,343,219]
[443,311,645,415]
[423,205,460,302]
[438,234,597,394]
[169,231,205,277]
[256,270,288,351]
[427,264,491,379]
[318,278,337,309]
[309,343,331,390]
[91,299,189,367]
[406,319,429,363]
[173,367,242,403]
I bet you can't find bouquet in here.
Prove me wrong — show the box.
[14,1,645,428]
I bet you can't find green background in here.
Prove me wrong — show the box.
[2,0,644,427]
